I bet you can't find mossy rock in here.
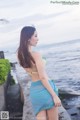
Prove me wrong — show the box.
[0,59,11,85]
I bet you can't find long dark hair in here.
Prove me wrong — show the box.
[17,26,36,68]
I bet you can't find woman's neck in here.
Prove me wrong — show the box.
[28,45,33,53]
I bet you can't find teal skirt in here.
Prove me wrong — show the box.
[29,80,58,116]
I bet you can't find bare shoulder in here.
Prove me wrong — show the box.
[31,51,42,60]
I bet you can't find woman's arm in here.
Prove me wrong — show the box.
[32,52,57,97]
[32,52,61,107]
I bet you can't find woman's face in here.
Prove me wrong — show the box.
[29,31,39,46]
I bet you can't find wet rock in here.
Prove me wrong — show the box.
[59,89,80,120]
[59,106,71,120]
[68,107,79,115]
[67,106,80,120]
[59,88,80,97]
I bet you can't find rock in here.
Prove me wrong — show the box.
[0,85,6,111]
[76,104,80,109]
[58,106,71,120]
[0,51,5,58]
[11,69,18,84]
[6,84,23,115]
[67,107,79,115]
[10,62,18,68]
[59,87,80,120]
[67,106,80,120]
[59,88,80,97]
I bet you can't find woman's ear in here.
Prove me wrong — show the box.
[28,39,31,45]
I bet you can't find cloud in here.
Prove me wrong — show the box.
[0,0,80,51]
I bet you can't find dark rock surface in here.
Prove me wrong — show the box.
[59,88,80,120]
[0,85,6,111]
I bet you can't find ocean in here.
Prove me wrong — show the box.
[4,39,80,91]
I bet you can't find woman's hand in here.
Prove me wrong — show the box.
[52,95,61,107]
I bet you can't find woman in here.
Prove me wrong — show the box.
[17,26,61,120]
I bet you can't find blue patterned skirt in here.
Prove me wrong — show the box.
[29,79,58,116]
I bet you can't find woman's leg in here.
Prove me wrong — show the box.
[46,107,59,120]
[36,110,48,120]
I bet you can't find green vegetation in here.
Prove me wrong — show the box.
[0,59,11,85]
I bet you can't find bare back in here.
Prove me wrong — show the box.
[24,52,49,82]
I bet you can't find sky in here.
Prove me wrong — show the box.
[0,0,80,51]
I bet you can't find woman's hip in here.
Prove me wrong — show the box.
[30,79,58,96]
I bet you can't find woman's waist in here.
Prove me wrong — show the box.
[31,76,50,82]
[31,79,54,86]
[30,79,58,94]
[30,75,41,81]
